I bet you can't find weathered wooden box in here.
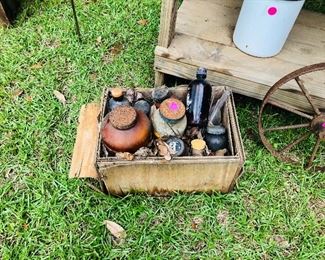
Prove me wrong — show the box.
[69,86,245,195]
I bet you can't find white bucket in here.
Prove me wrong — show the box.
[233,0,305,57]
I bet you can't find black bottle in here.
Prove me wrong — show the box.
[186,68,212,127]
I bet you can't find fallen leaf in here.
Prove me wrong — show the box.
[215,149,227,156]
[12,89,24,99]
[110,43,123,55]
[157,140,171,160]
[116,152,134,161]
[53,90,66,105]
[125,89,136,103]
[137,19,148,26]
[134,147,153,158]
[103,220,126,245]
[30,62,43,69]
[96,36,102,46]
[102,43,123,64]
[191,216,204,230]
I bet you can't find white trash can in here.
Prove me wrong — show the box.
[233,0,305,58]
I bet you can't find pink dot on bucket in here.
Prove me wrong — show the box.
[322,122,325,128]
[268,7,277,16]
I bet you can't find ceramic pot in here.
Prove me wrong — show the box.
[101,106,151,153]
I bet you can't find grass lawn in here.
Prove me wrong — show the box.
[0,0,324,258]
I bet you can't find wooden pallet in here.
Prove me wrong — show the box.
[154,0,325,113]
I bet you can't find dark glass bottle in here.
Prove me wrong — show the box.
[186,68,212,127]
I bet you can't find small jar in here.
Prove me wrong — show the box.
[191,139,206,156]
[152,85,170,108]
[151,98,187,138]
[166,137,186,156]
[101,106,151,153]
[134,99,151,116]
[205,125,227,152]
[107,88,130,112]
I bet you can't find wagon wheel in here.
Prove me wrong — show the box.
[258,63,325,171]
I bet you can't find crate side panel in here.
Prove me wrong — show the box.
[100,160,241,195]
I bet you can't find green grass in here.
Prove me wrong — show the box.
[0,0,324,259]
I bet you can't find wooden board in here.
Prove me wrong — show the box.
[69,103,101,179]
[155,0,325,112]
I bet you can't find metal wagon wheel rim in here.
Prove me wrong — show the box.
[258,63,325,171]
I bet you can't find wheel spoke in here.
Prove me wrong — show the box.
[264,123,310,132]
[295,77,321,116]
[268,100,313,120]
[279,132,311,153]
[306,136,321,169]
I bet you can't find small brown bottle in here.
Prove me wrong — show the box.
[107,88,130,112]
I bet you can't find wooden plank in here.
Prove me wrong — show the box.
[0,3,10,25]
[154,55,325,113]
[158,0,178,48]
[162,33,325,99]
[100,160,240,194]
[69,103,101,179]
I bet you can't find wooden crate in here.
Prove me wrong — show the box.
[69,86,245,195]
[154,0,325,113]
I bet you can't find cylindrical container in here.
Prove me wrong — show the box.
[191,139,206,156]
[233,0,305,57]
[151,98,187,138]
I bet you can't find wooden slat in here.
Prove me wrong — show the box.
[69,103,101,179]
[100,160,240,194]
[154,55,324,113]
[158,0,178,48]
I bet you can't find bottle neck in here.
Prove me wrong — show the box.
[113,96,124,101]
[196,74,206,80]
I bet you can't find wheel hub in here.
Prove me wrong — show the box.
[311,114,325,141]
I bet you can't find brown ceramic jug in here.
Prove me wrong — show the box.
[101,106,151,153]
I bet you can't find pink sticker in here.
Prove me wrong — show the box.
[169,102,179,111]
[322,122,325,128]
[268,7,277,16]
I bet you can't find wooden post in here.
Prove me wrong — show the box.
[155,0,178,86]
[0,3,10,26]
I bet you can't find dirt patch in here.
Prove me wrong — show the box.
[217,210,229,228]
[308,198,325,220]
